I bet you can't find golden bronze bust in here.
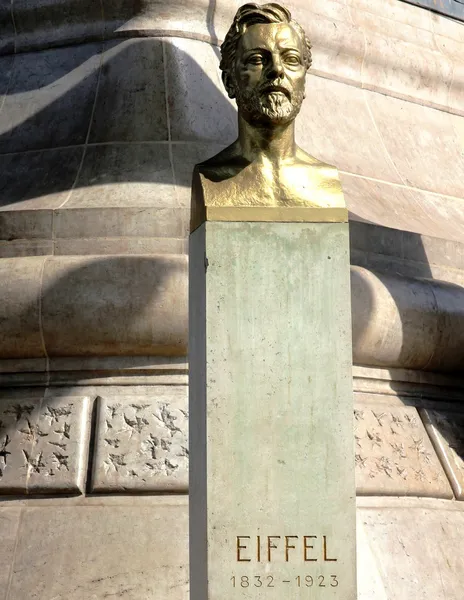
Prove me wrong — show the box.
[191,2,346,230]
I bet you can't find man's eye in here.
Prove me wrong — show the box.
[284,55,300,65]
[247,56,263,65]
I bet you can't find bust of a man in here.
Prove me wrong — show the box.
[191,2,345,228]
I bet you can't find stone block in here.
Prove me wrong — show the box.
[0,43,101,154]
[190,222,357,600]
[351,266,439,370]
[303,13,365,85]
[358,500,464,600]
[0,7,15,55]
[54,206,189,239]
[291,0,351,22]
[349,221,404,259]
[65,142,177,208]
[7,500,189,599]
[91,390,188,492]
[296,76,402,183]
[111,0,212,42]
[54,236,187,257]
[349,7,436,47]
[89,39,168,143]
[41,254,188,357]
[354,403,452,498]
[420,409,464,500]
[0,55,14,96]
[342,172,464,244]
[0,396,91,494]
[0,508,21,600]
[0,257,45,359]
[347,0,435,31]
[13,0,103,53]
[0,239,53,258]
[365,91,464,198]
[165,38,237,143]
[361,31,452,111]
[0,208,53,241]
[0,148,83,210]
[171,142,224,206]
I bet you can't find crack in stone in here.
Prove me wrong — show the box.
[22,450,46,474]
[19,418,48,442]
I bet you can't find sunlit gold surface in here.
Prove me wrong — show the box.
[191,3,346,231]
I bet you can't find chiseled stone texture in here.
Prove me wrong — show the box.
[350,266,464,372]
[165,37,236,143]
[190,222,356,600]
[358,499,464,600]
[90,39,168,143]
[91,388,188,492]
[13,0,104,53]
[65,143,177,208]
[0,43,102,154]
[40,254,188,358]
[420,409,464,500]
[0,148,83,211]
[0,396,91,494]
[5,499,189,600]
[0,507,21,600]
[354,403,452,498]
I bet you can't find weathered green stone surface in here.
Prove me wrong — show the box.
[189,221,356,600]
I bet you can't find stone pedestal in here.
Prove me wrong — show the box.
[189,220,356,599]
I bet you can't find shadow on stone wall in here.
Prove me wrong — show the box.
[0,38,236,207]
[0,32,462,491]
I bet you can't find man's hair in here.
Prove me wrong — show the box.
[220,3,312,97]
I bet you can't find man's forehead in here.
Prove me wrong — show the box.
[238,22,303,53]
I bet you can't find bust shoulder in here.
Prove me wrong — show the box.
[195,143,246,182]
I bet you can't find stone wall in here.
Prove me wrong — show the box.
[0,0,464,598]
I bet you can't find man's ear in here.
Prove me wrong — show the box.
[222,71,236,99]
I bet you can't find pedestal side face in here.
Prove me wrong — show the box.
[189,224,208,600]
[190,221,356,600]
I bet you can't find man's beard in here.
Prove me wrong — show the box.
[235,84,305,125]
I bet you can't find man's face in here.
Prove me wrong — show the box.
[233,22,306,125]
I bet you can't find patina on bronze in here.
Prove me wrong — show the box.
[191,2,347,230]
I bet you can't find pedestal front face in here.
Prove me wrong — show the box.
[189,221,356,600]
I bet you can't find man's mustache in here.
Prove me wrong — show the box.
[259,83,292,100]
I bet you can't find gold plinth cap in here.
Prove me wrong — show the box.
[190,168,348,232]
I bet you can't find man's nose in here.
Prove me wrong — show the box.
[267,54,284,79]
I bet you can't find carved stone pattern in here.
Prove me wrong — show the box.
[91,393,188,492]
[420,409,464,500]
[354,405,452,498]
[0,397,90,494]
